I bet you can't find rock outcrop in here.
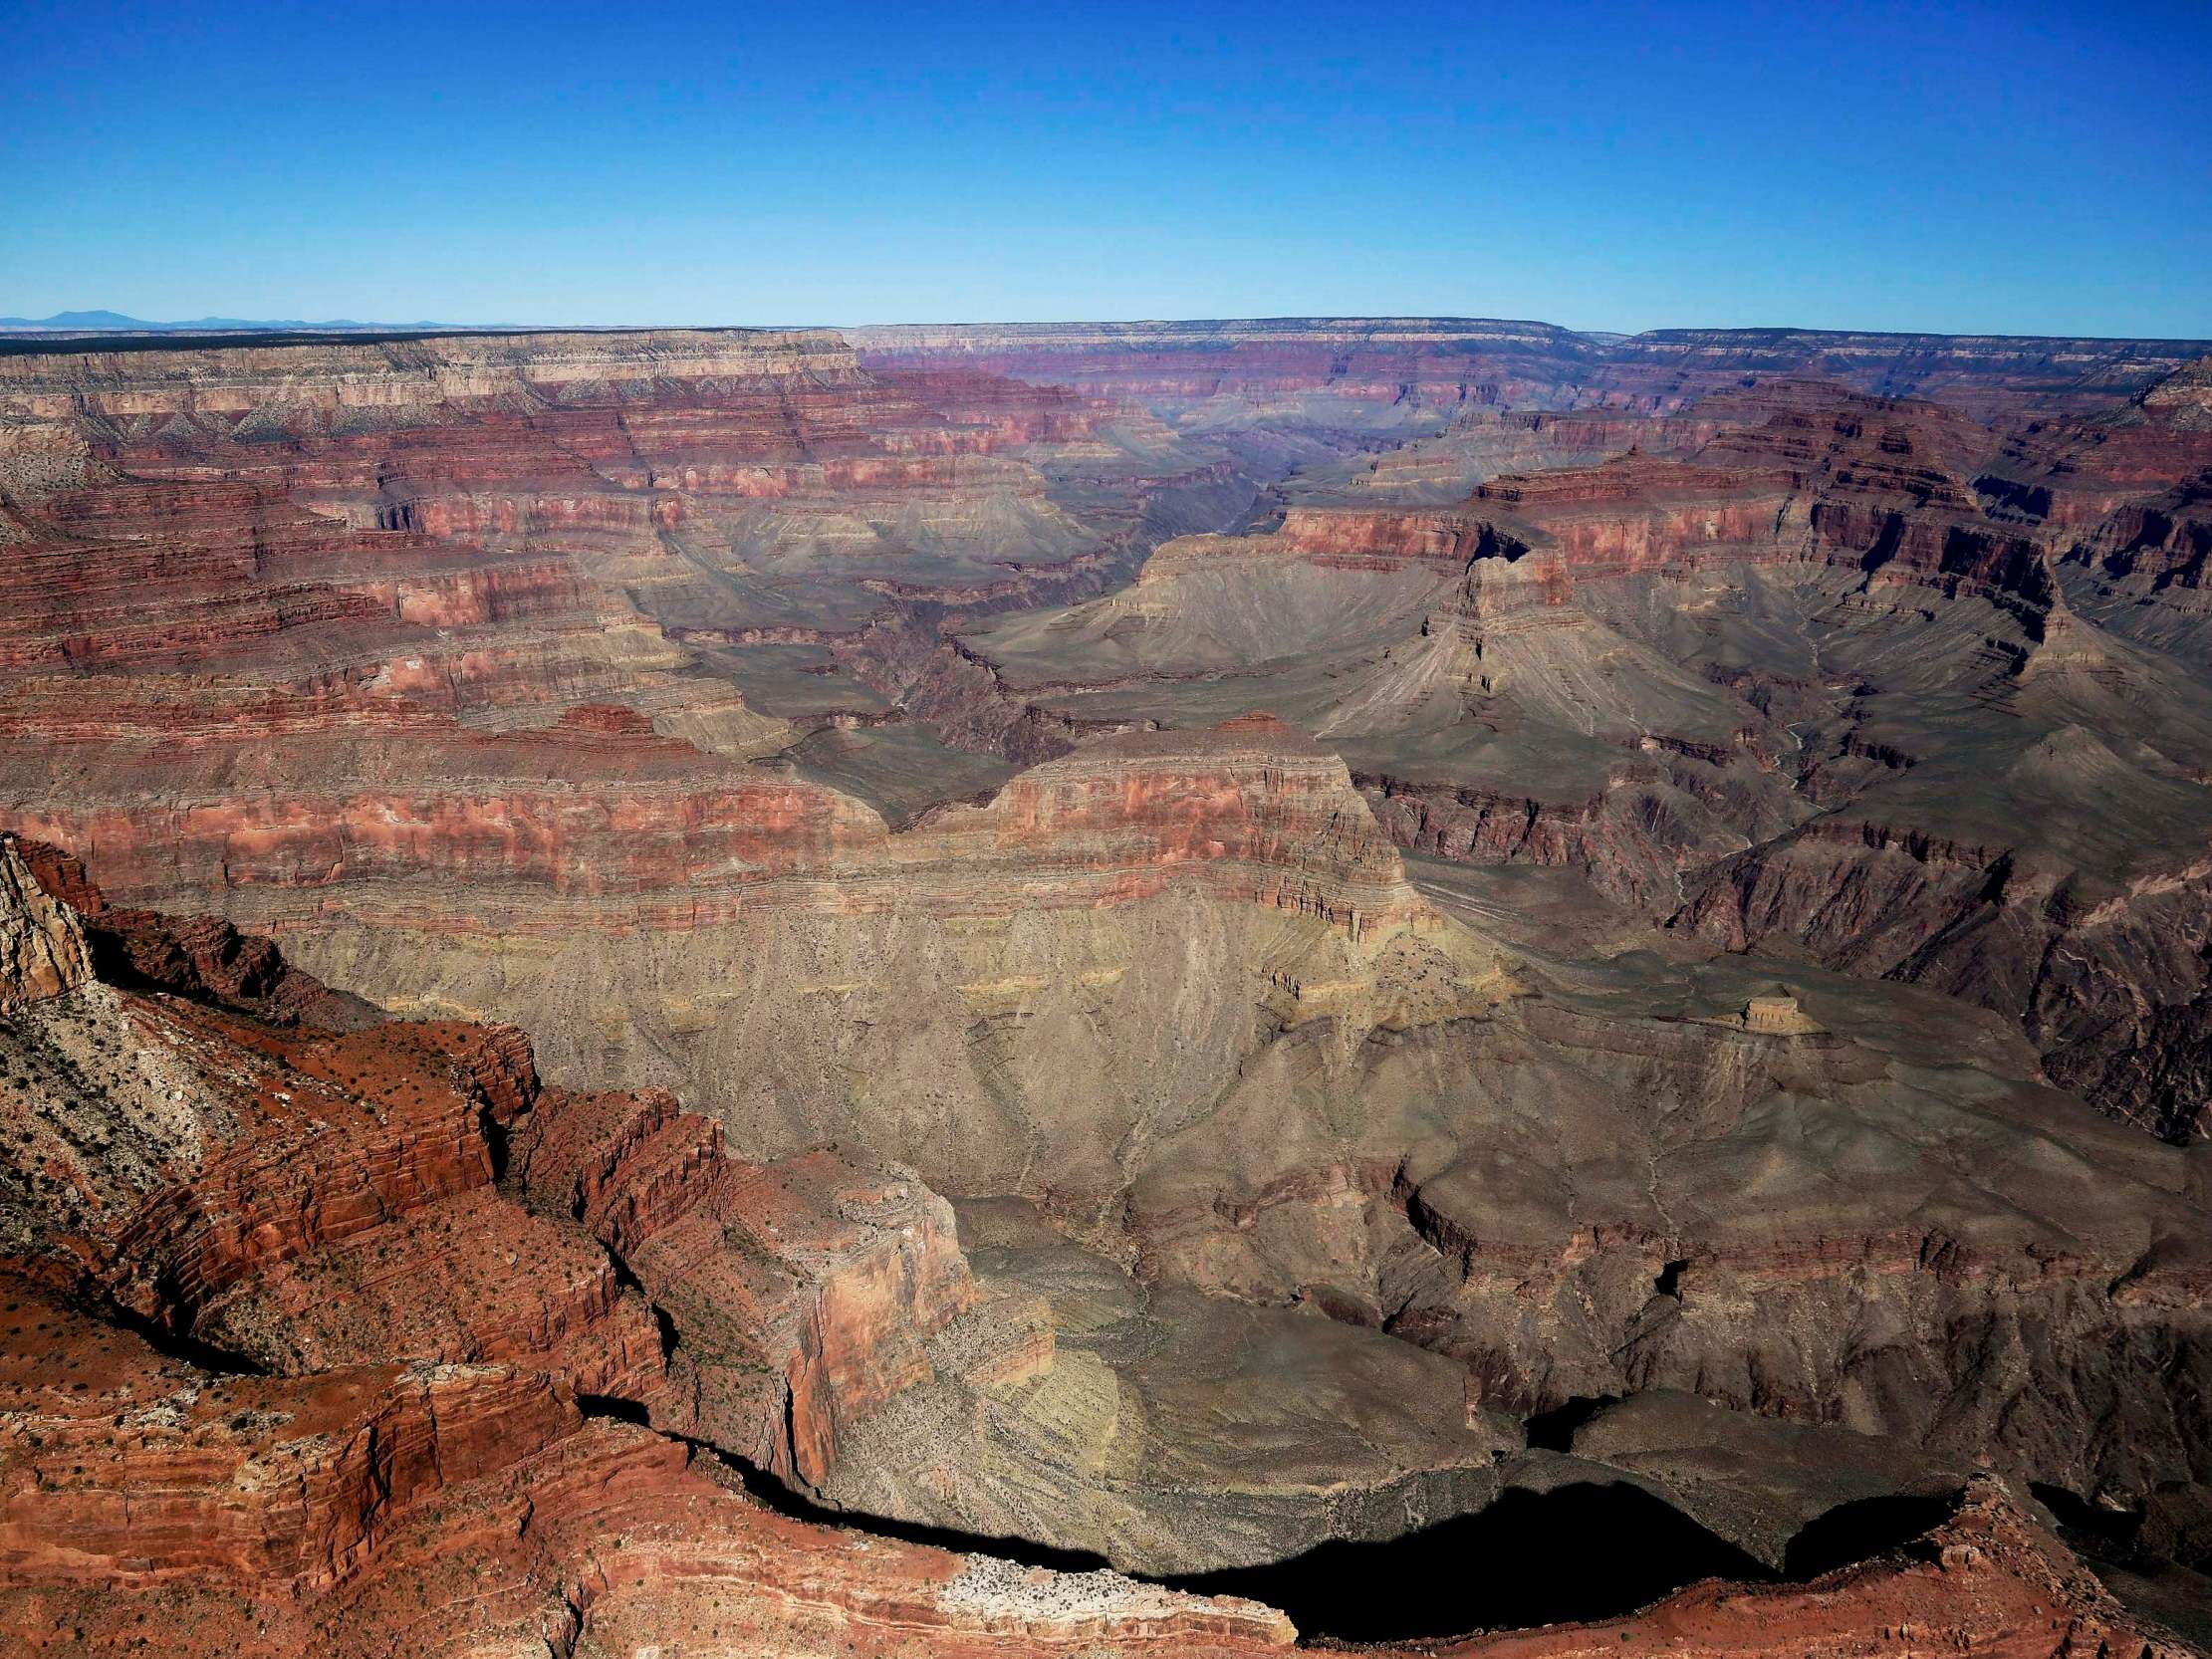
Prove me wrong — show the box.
[0,1281,1303,1657]
[512,1084,975,1485]
[0,835,87,1009]
[0,843,983,1486]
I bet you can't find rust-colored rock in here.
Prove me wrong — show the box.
[512,1084,974,1485]
[0,835,88,1009]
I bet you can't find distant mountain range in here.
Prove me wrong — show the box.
[0,310,471,333]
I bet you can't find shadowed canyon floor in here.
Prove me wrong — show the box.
[1,320,2210,1651]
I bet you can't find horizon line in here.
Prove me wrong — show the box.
[5,312,2211,351]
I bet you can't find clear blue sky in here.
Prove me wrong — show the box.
[3,0,2207,336]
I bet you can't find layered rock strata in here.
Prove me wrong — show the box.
[0,838,2195,1655]
[852,318,2212,423]
[946,369,2212,1140]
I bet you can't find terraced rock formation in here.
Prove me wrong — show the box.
[942,365,2212,1143]
[1,835,2201,1655]
[4,320,2212,1649]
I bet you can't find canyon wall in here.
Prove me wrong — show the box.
[4,324,2212,1647]
[0,828,2199,1657]
[852,318,2212,422]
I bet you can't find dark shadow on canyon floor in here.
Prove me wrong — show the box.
[660,1421,1123,1576]
[656,1416,1783,1641]
[1163,1482,1773,1642]
[2032,1481,2212,1650]
[1783,1491,1959,1578]
[1521,1392,1620,1452]
[579,1397,1991,1645]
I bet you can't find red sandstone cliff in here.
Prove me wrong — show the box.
[0,836,974,1492]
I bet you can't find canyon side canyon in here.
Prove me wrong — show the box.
[1,317,2209,1654]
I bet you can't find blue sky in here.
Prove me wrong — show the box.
[3,0,2207,335]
